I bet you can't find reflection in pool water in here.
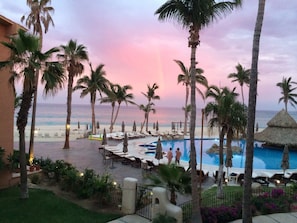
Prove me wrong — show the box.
[148,138,296,170]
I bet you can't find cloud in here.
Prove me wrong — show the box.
[2,0,297,111]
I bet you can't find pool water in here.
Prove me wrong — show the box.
[149,138,296,170]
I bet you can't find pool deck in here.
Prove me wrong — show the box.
[108,136,297,180]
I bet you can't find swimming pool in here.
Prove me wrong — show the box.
[148,138,297,170]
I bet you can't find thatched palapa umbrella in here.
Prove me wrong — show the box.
[254,109,297,148]
[155,137,163,164]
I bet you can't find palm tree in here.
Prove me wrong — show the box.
[139,102,156,133]
[205,86,243,198]
[21,0,55,164]
[228,63,250,105]
[147,164,191,205]
[175,59,207,135]
[73,63,109,135]
[276,77,297,112]
[243,1,266,222]
[155,1,242,221]
[0,30,64,199]
[141,83,160,132]
[101,83,135,133]
[58,39,89,149]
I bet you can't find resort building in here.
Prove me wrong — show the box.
[0,15,26,189]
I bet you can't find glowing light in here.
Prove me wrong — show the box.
[79,172,84,177]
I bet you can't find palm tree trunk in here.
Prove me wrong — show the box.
[217,128,225,199]
[184,86,189,135]
[29,33,43,166]
[17,91,33,199]
[243,1,266,222]
[91,99,96,134]
[145,112,149,132]
[111,104,121,132]
[63,75,73,149]
[109,105,115,133]
[189,44,202,223]
[241,85,245,105]
[28,73,39,164]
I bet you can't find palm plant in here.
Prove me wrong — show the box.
[139,102,156,133]
[141,83,160,132]
[243,1,266,221]
[101,83,135,133]
[0,30,64,199]
[205,86,245,198]
[58,39,89,149]
[228,63,251,105]
[73,63,109,135]
[21,0,55,163]
[147,164,191,205]
[276,77,297,112]
[155,1,242,221]
[175,59,207,135]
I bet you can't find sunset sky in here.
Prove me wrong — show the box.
[1,1,297,111]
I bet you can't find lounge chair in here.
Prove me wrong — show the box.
[284,172,297,183]
[229,172,244,185]
[252,176,270,187]
[131,157,142,168]
[146,160,158,171]
[213,170,226,183]
[268,173,290,186]
[196,170,209,182]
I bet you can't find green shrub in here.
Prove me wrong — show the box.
[30,174,41,184]
[60,167,79,191]
[93,173,115,205]
[75,169,99,198]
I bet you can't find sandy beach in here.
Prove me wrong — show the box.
[14,123,222,143]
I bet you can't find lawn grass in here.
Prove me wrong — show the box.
[0,186,122,223]
[202,186,243,207]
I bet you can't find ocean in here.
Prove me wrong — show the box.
[16,103,296,130]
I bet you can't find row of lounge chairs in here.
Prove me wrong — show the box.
[218,171,297,187]
[99,146,297,188]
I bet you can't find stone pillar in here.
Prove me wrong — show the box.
[152,187,183,223]
[121,177,138,214]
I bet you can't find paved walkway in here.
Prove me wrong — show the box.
[229,212,297,223]
[107,215,150,223]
